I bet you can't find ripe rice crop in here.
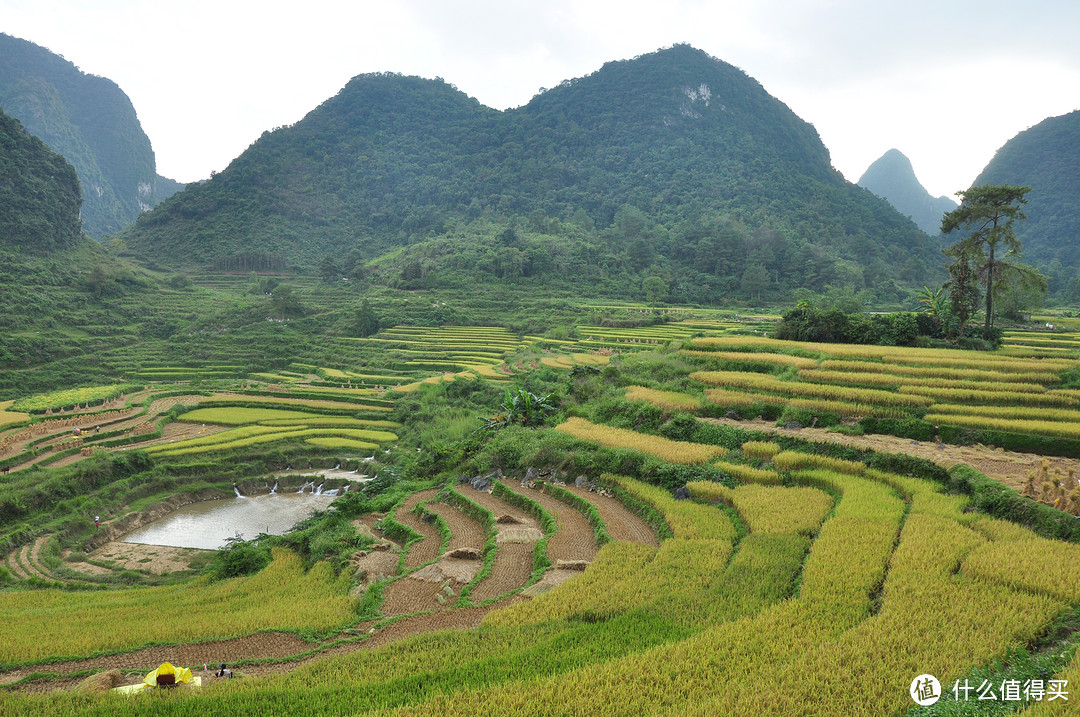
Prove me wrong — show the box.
[148,427,388,456]
[703,388,773,407]
[704,388,909,418]
[773,451,866,475]
[924,413,1080,440]
[927,403,1080,423]
[691,370,932,407]
[201,394,393,412]
[260,417,402,429]
[884,354,1079,373]
[306,437,380,449]
[483,541,658,627]
[0,549,354,663]
[686,482,834,535]
[540,356,571,369]
[959,533,1080,603]
[817,359,1061,384]
[741,441,781,460]
[799,368,1049,394]
[713,460,784,485]
[624,386,703,413]
[681,350,818,369]
[898,385,1077,407]
[555,417,727,464]
[605,474,737,541]
[573,353,610,365]
[180,407,320,424]
[11,385,126,413]
[142,425,286,453]
[0,401,30,428]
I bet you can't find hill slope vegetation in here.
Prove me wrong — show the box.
[0,33,182,239]
[122,45,939,304]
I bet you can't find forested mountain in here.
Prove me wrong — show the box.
[974,110,1080,286]
[0,107,82,250]
[123,44,940,303]
[0,33,182,239]
[858,149,956,235]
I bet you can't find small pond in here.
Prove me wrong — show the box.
[123,493,337,550]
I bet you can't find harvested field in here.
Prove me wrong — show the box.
[469,543,535,603]
[564,484,658,547]
[424,501,486,553]
[500,482,599,563]
[461,486,533,524]
[380,557,481,616]
[350,550,399,590]
[90,542,214,575]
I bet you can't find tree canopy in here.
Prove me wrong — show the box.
[941,184,1033,333]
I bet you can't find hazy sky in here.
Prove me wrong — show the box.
[3,0,1079,198]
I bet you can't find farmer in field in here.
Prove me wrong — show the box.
[95,515,99,529]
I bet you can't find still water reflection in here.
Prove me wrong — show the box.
[123,493,336,550]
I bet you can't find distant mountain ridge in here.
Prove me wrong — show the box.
[974,109,1080,275]
[0,33,183,239]
[858,149,956,235]
[121,44,938,303]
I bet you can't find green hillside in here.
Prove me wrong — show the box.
[0,108,82,251]
[122,45,940,304]
[0,33,179,238]
[974,109,1080,296]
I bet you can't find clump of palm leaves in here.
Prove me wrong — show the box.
[477,388,557,432]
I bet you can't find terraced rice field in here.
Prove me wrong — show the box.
[670,334,1080,456]
[7,321,1080,715]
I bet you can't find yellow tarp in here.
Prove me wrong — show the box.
[113,663,200,694]
[143,661,194,687]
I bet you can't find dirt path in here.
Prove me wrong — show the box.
[499,482,598,563]
[707,417,1080,495]
[564,484,659,547]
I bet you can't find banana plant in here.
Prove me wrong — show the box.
[478,388,557,431]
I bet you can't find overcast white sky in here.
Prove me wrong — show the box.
[3,0,1079,198]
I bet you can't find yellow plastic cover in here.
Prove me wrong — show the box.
[142,662,195,687]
